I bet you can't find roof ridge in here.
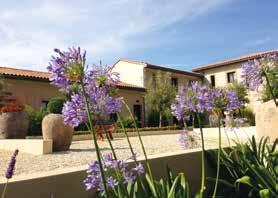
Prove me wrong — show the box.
[192,49,278,72]
[0,66,49,74]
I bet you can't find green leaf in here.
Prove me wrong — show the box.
[259,189,270,198]
[145,173,158,197]
[167,174,181,198]
[235,176,254,188]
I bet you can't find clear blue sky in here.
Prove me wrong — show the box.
[0,0,277,71]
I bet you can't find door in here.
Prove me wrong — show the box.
[133,104,142,127]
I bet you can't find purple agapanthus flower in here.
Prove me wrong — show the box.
[226,90,241,112]
[48,47,123,127]
[47,47,86,92]
[62,93,87,127]
[241,60,263,91]
[62,86,122,127]
[84,153,144,193]
[178,131,200,149]
[171,82,215,121]
[211,88,241,113]
[5,149,19,179]
[132,163,144,175]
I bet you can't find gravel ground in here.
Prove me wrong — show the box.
[0,134,230,178]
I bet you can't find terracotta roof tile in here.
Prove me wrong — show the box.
[0,66,144,90]
[192,49,278,72]
[0,66,50,79]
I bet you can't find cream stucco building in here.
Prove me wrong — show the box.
[112,59,203,125]
[1,61,202,127]
[0,66,146,126]
[192,49,278,111]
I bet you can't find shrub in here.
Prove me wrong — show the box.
[147,111,159,127]
[209,136,278,198]
[26,105,48,136]
[116,116,135,129]
[47,97,66,114]
[240,107,255,126]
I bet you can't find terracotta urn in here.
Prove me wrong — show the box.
[42,113,74,152]
[0,111,29,139]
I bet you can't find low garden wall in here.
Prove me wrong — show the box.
[194,126,255,140]
[0,148,215,198]
[73,129,184,141]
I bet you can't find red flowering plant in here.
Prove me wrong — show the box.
[0,96,25,113]
[0,77,25,113]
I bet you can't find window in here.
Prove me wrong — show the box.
[227,72,236,83]
[109,113,118,122]
[210,75,215,87]
[41,100,49,110]
[171,77,178,87]
[188,80,194,86]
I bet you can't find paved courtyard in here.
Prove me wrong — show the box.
[0,134,233,177]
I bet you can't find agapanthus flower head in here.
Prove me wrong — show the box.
[241,52,278,91]
[212,88,241,114]
[178,131,200,149]
[241,60,263,91]
[5,149,19,179]
[84,153,144,193]
[47,47,86,92]
[171,82,215,121]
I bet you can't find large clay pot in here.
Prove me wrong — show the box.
[255,100,278,142]
[0,111,29,139]
[42,113,74,152]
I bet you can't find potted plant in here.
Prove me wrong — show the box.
[0,96,29,139]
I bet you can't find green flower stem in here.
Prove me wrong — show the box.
[80,81,109,197]
[1,180,8,198]
[99,119,117,160]
[197,113,206,198]
[117,114,148,195]
[263,71,277,107]
[116,113,137,163]
[212,116,221,198]
[122,100,154,181]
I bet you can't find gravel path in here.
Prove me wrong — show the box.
[0,134,230,178]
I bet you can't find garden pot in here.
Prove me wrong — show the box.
[255,100,278,142]
[42,113,74,152]
[0,111,29,139]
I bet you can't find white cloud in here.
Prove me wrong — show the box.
[244,37,272,47]
[0,0,230,71]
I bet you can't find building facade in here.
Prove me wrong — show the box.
[0,66,146,126]
[192,49,278,111]
[112,59,203,125]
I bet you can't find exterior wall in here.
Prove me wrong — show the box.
[112,61,145,87]
[200,62,261,111]
[144,68,200,89]
[118,89,145,127]
[4,78,146,125]
[5,79,63,110]
[144,68,201,125]
[0,148,215,198]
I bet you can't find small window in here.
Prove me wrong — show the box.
[171,77,178,87]
[109,113,118,122]
[210,75,215,87]
[188,80,194,86]
[227,72,236,83]
[41,100,49,110]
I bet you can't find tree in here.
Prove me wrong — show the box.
[145,71,176,127]
[227,81,249,105]
[261,66,278,102]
